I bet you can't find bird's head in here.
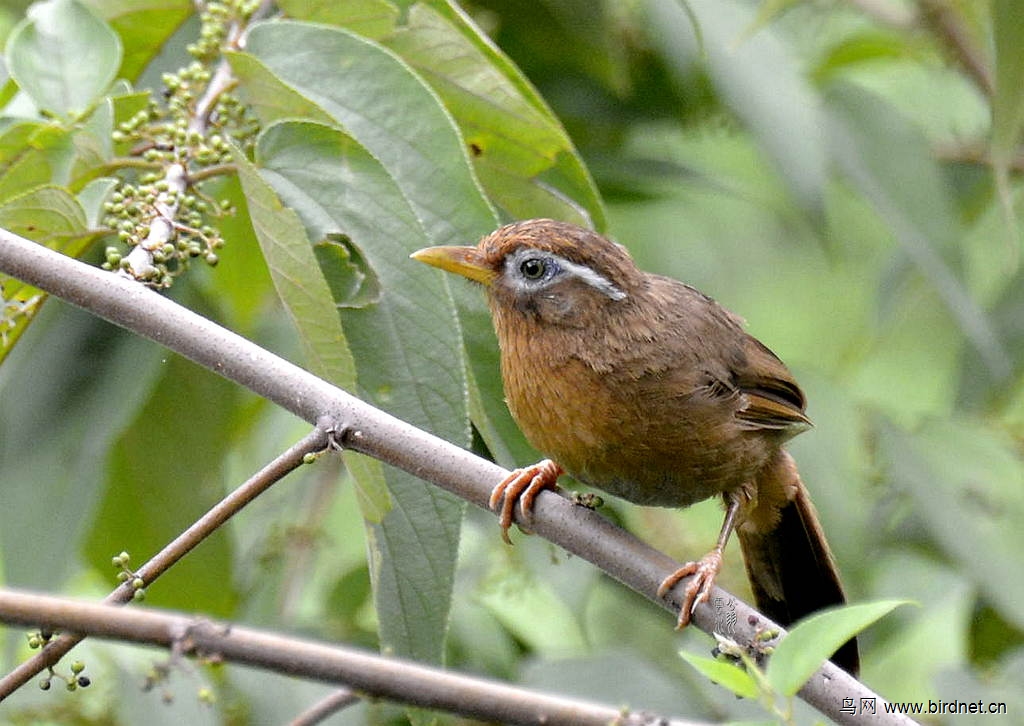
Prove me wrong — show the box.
[411,219,642,327]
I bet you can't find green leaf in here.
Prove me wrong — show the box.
[255,119,470,664]
[88,0,192,81]
[384,2,604,228]
[84,350,241,616]
[276,0,399,39]
[0,309,166,586]
[878,418,1024,631]
[0,275,47,362]
[244,20,496,246]
[990,0,1024,169]
[0,185,88,241]
[766,600,908,696]
[241,20,531,467]
[225,50,335,127]
[0,121,52,203]
[231,141,391,524]
[680,652,758,699]
[77,176,119,228]
[313,233,382,309]
[5,0,122,118]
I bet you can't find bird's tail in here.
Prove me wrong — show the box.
[737,450,860,675]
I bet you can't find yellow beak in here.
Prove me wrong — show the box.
[410,245,497,286]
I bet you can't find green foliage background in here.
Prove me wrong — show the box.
[1,0,1023,723]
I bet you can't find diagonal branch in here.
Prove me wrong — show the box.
[0,230,919,726]
[0,426,327,698]
[0,589,704,726]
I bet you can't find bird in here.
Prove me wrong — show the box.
[411,218,859,675]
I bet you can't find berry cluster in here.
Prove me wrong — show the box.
[102,0,261,286]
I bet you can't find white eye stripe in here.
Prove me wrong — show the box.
[557,257,628,301]
[506,248,627,301]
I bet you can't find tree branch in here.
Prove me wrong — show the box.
[0,426,327,699]
[0,589,705,726]
[0,230,919,725]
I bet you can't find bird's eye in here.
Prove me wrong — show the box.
[519,258,546,280]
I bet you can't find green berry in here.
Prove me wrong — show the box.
[71,661,85,674]
[133,588,146,602]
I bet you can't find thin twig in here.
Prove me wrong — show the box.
[0,590,703,726]
[0,426,328,699]
[0,230,920,726]
[288,689,361,726]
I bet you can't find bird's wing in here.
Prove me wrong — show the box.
[733,337,811,434]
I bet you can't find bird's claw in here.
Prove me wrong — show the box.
[489,459,563,544]
[657,548,724,629]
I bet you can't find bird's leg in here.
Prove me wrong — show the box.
[657,493,742,629]
[489,459,564,544]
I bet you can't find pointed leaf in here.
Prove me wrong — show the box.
[231,141,391,523]
[384,2,604,227]
[242,20,531,467]
[679,652,758,699]
[767,600,909,696]
[255,120,470,664]
[244,19,496,246]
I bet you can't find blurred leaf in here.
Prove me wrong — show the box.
[766,600,907,696]
[6,0,121,118]
[680,651,758,699]
[231,141,391,524]
[0,307,164,591]
[812,30,919,85]
[0,275,47,361]
[88,0,192,81]
[989,0,1024,257]
[385,1,604,228]
[255,119,469,665]
[77,176,118,228]
[866,554,973,702]
[85,350,242,615]
[957,267,1024,408]
[646,0,828,209]
[276,0,399,39]
[989,0,1024,169]
[740,0,802,43]
[476,570,588,656]
[826,81,1011,382]
[878,418,1024,631]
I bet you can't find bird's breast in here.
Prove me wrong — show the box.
[495,319,775,508]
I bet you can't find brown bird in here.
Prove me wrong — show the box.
[412,219,858,675]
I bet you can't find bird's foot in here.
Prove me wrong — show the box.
[657,547,724,629]
[489,459,563,544]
